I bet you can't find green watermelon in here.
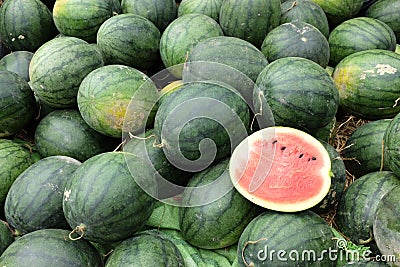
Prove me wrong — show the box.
[0,51,33,81]
[77,64,159,138]
[261,21,330,67]
[0,220,13,255]
[0,139,35,205]
[53,0,116,43]
[335,171,400,249]
[63,152,157,244]
[313,116,336,144]
[384,112,400,177]
[29,36,104,108]
[373,186,400,266]
[328,17,397,66]
[341,261,390,266]
[0,70,36,137]
[238,210,336,266]
[366,0,400,44]
[34,109,116,162]
[343,119,391,177]
[229,126,332,212]
[254,57,339,132]
[178,0,222,22]
[159,13,223,69]
[219,0,281,47]
[280,0,329,39]
[0,0,58,52]
[97,14,161,71]
[105,230,184,266]
[0,229,103,266]
[179,158,261,249]
[121,0,177,30]
[332,49,400,120]
[153,81,250,172]
[4,156,81,234]
[310,0,365,26]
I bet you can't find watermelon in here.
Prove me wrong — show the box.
[0,70,36,137]
[0,51,33,81]
[178,0,222,22]
[153,81,250,172]
[229,126,332,212]
[77,64,159,138]
[0,38,10,59]
[366,0,400,44]
[97,14,161,71]
[310,0,365,26]
[34,109,116,162]
[0,229,103,266]
[343,119,391,177]
[105,230,184,266]
[0,220,13,255]
[0,139,35,205]
[187,36,269,82]
[63,152,157,244]
[280,0,329,39]
[384,112,400,177]
[373,186,400,266]
[238,210,336,266]
[29,36,104,108]
[219,0,281,47]
[335,171,400,248]
[332,49,400,120]
[261,21,330,67]
[328,17,397,66]
[53,0,116,43]
[0,0,58,52]
[313,116,336,144]
[312,141,346,214]
[159,13,223,69]
[179,158,261,249]
[4,156,81,234]
[121,0,177,30]
[254,57,339,133]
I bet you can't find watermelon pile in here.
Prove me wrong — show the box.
[0,0,399,266]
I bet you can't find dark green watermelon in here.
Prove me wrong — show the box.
[0,220,13,255]
[178,0,222,22]
[310,0,365,26]
[384,112,400,177]
[0,51,33,81]
[5,156,81,234]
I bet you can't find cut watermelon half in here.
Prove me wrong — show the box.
[229,126,332,212]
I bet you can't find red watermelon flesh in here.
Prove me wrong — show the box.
[229,126,331,212]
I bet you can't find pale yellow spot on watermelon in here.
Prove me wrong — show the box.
[333,65,361,100]
[375,64,397,75]
[64,189,71,202]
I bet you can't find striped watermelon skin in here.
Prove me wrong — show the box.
[328,17,397,66]
[343,119,391,177]
[159,13,223,68]
[332,49,400,120]
[335,171,400,247]
[261,21,330,67]
[254,57,339,133]
[77,65,159,138]
[0,51,33,81]
[0,220,13,255]
[187,36,269,82]
[178,0,222,22]
[97,14,161,71]
[105,230,184,266]
[0,140,35,205]
[0,0,58,52]
[310,0,365,26]
[219,0,281,48]
[179,159,261,249]
[29,37,104,108]
[63,152,157,244]
[384,112,400,177]
[34,109,116,162]
[4,156,81,234]
[121,0,177,30]
[238,210,336,266]
[280,0,329,39]
[0,229,103,266]
[366,0,400,45]
[53,0,115,43]
[0,70,36,137]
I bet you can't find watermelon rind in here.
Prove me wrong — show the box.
[384,112,400,177]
